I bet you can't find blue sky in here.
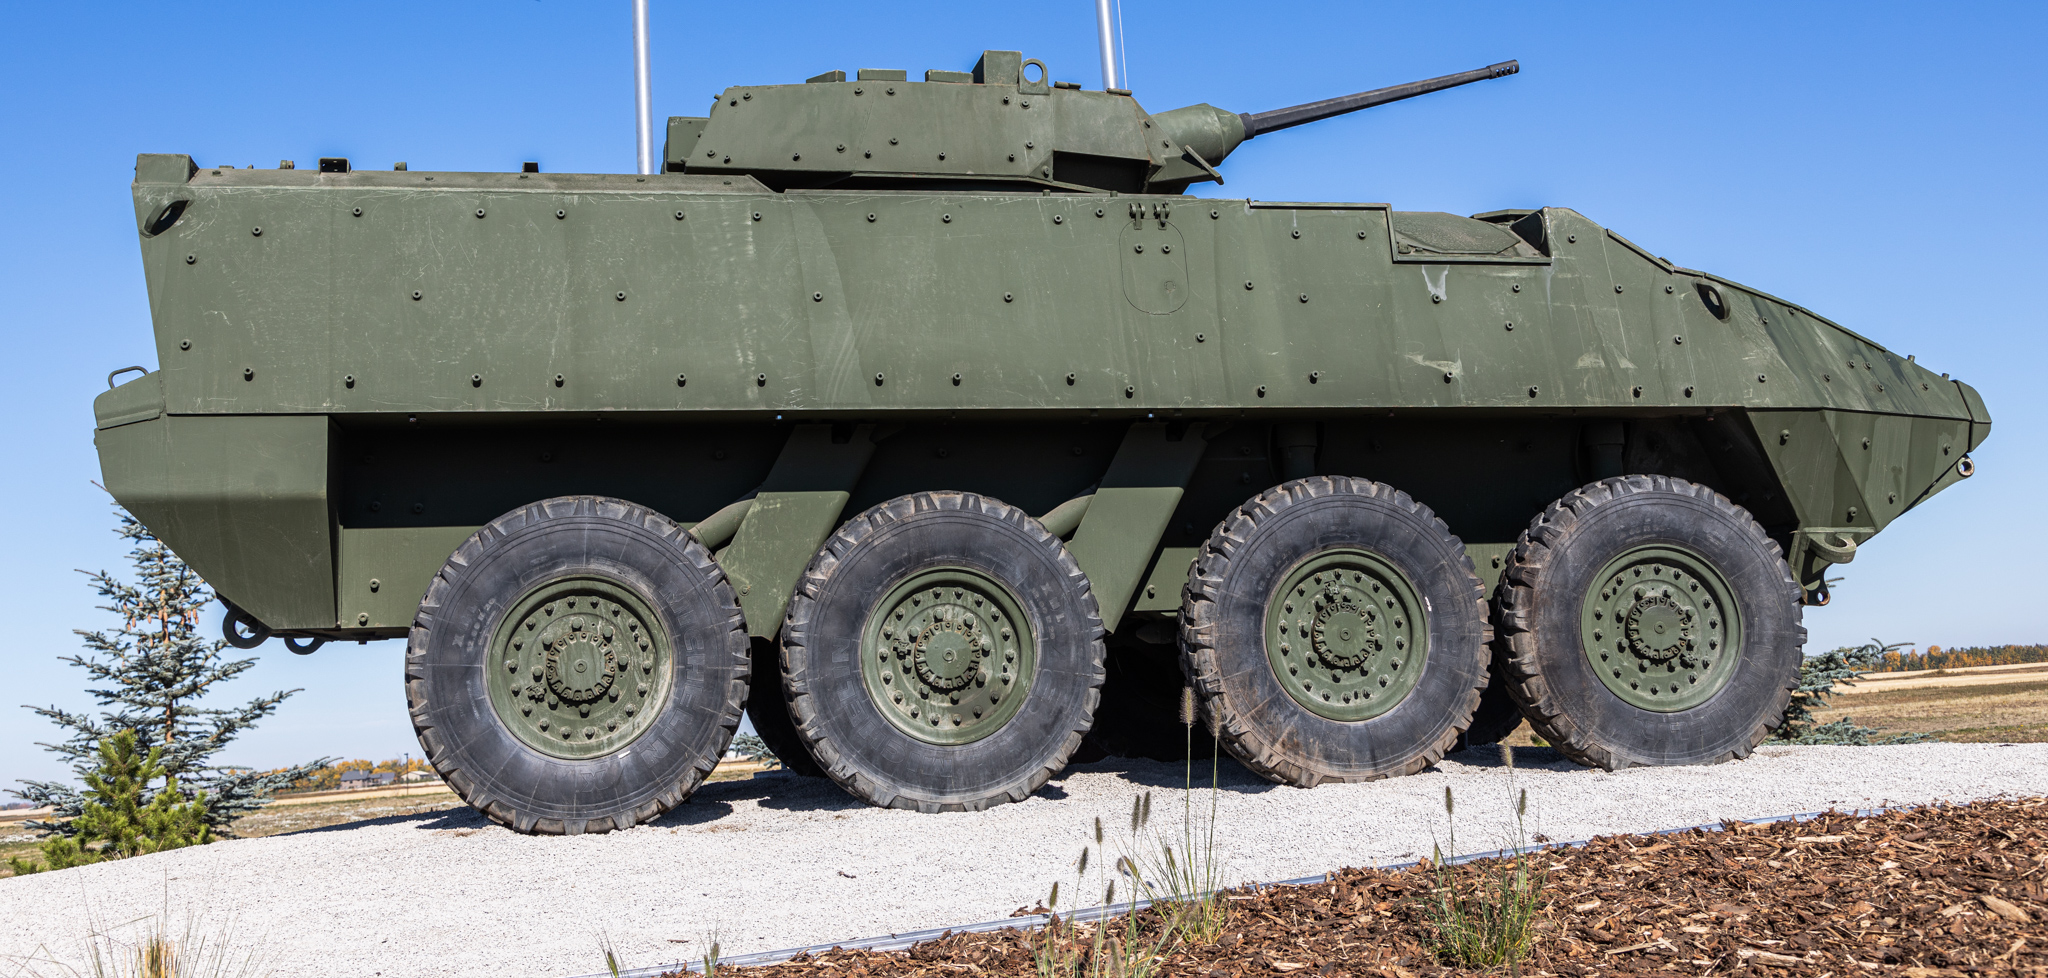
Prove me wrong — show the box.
[2,1,2040,788]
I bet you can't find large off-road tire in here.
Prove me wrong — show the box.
[1181,476,1491,786]
[1454,668,1525,751]
[745,637,824,777]
[782,491,1105,812]
[407,496,749,834]
[1493,475,1804,770]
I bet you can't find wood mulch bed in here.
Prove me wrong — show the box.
[674,797,2047,977]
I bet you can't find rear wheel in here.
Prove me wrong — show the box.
[407,496,749,834]
[782,491,1105,812]
[1181,476,1490,786]
[1493,475,1804,769]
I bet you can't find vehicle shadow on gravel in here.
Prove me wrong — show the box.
[1443,744,1579,771]
[653,755,1295,824]
[663,772,870,820]
[269,747,1592,837]
[1054,755,1280,794]
[283,805,493,837]
[1050,745,1584,793]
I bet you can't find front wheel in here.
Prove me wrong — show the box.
[406,496,749,834]
[1492,475,1804,769]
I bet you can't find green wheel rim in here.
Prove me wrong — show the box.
[1580,545,1744,712]
[860,567,1036,746]
[1264,548,1427,722]
[486,577,673,758]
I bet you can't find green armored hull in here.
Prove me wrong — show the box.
[96,51,1987,832]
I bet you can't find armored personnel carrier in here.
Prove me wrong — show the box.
[97,51,1988,834]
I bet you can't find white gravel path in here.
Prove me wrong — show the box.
[2,743,2043,978]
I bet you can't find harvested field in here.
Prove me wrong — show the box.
[265,783,459,807]
[1,743,2043,978]
[715,798,2047,977]
[1850,663,2048,695]
[0,832,41,880]
[1486,664,2048,748]
[225,788,468,838]
[0,791,473,880]
[1810,676,2048,744]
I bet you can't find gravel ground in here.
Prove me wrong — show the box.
[1,743,2042,978]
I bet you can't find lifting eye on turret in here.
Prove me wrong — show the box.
[1696,282,1729,321]
[143,200,189,237]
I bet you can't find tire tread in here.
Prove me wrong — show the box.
[1492,475,1804,770]
[782,491,1104,812]
[1180,476,1491,787]
[405,494,748,834]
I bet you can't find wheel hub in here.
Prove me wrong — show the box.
[910,614,990,692]
[486,579,670,758]
[1580,546,1742,712]
[1624,594,1694,663]
[862,569,1035,746]
[1266,549,1426,722]
[1311,590,1381,670]
[544,616,620,702]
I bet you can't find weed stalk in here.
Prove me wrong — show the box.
[1034,795,1176,978]
[1421,743,1545,973]
[700,929,721,978]
[1131,687,1229,945]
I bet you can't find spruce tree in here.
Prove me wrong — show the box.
[1773,638,1932,745]
[10,729,212,874]
[13,508,330,836]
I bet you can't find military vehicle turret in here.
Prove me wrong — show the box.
[97,51,1988,833]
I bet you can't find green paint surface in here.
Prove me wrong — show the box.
[722,491,851,638]
[486,577,673,757]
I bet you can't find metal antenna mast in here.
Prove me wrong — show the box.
[1094,0,1119,90]
[633,0,654,175]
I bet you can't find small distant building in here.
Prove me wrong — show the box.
[339,771,397,789]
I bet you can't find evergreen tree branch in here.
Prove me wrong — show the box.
[1772,638,1933,746]
[13,506,328,846]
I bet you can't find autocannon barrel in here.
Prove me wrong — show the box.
[1149,59,1520,179]
[1239,60,1519,138]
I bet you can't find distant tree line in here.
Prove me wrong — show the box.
[1872,645,2048,673]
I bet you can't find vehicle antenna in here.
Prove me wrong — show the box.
[633,0,655,175]
[1094,0,1119,90]
[1115,0,1128,89]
